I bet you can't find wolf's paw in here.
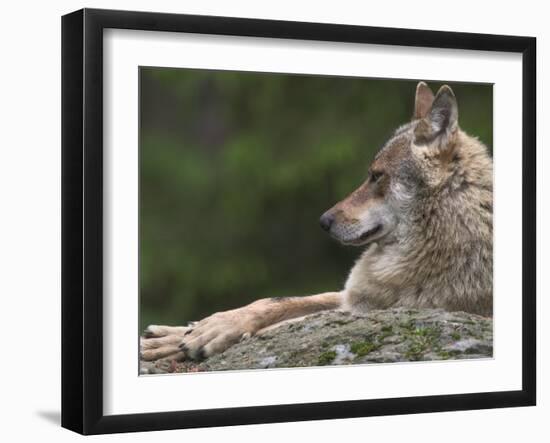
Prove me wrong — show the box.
[140,324,193,361]
[178,309,258,361]
[143,324,194,338]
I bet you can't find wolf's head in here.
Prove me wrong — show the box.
[320,81,483,247]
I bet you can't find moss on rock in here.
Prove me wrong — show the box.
[140,308,493,374]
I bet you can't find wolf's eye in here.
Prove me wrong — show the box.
[370,171,384,183]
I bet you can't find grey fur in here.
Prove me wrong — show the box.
[340,84,492,316]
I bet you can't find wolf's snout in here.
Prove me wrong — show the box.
[319,212,335,232]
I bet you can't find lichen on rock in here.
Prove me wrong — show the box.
[140,308,493,374]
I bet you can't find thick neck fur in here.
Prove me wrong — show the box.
[344,129,493,316]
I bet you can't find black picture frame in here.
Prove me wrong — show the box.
[61,8,536,435]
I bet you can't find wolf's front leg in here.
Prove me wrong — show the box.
[141,292,343,361]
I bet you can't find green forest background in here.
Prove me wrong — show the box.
[139,68,493,331]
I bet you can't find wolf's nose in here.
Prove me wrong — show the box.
[319,212,334,232]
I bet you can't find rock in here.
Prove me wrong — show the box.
[140,308,493,373]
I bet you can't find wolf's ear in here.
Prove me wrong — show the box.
[413,81,435,120]
[414,85,458,145]
[427,85,458,134]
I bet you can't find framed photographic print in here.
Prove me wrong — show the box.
[61,8,536,435]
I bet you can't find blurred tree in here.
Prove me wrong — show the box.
[140,68,493,330]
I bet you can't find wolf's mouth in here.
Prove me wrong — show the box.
[359,224,382,241]
[341,224,383,246]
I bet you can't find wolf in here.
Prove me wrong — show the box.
[141,81,493,362]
